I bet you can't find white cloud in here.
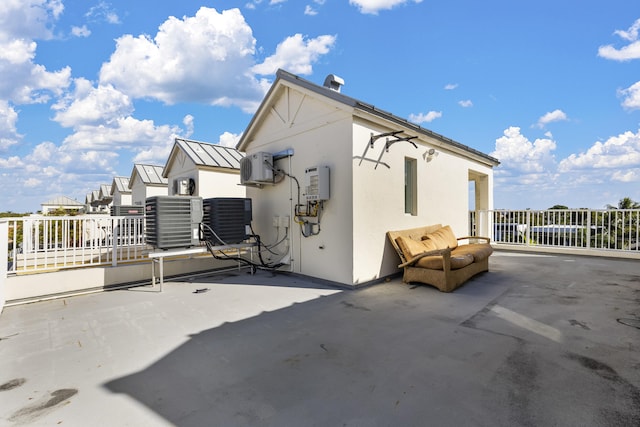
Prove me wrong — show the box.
[0,100,21,150]
[218,131,242,148]
[408,111,442,124]
[611,169,639,182]
[52,79,133,127]
[349,0,423,15]
[618,81,640,110]
[535,109,568,128]
[183,114,194,137]
[0,155,23,169]
[558,130,640,172]
[491,127,557,174]
[614,18,640,41]
[71,25,91,38]
[61,116,181,154]
[24,177,42,188]
[100,7,268,111]
[0,0,63,41]
[458,99,473,107]
[598,18,640,61]
[85,2,120,24]
[0,1,71,104]
[305,5,318,15]
[252,33,336,76]
[444,83,458,90]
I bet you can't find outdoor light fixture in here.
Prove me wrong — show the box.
[423,148,438,162]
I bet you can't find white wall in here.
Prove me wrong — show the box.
[131,180,168,206]
[351,119,496,284]
[166,156,245,199]
[245,85,355,285]
[113,191,132,206]
[197,170,245,199]
[244,83,495,287]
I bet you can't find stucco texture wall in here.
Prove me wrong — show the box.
[246,87,355,285]
[351,119,493,283]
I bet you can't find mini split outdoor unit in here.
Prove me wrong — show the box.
[203,197,252,245]
[145,195,203,249]
[240,152,273,185]
[174,177,196,196]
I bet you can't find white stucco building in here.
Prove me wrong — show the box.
[237,69,499,287]
[129,164,168,206]
[162,138,245,199]
[110,176,132,207]
[40,196,85,215]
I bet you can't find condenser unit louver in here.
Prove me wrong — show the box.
[145,196,203,249]
[203,198,252,245]
[110,205,144,216]
[240,152,273,185]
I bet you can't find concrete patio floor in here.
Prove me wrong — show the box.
[0,251,638,426]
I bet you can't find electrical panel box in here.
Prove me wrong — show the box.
[145,196,203,249]
[240,152,274,185]
[305,166,330,201]
[203,198,252,245]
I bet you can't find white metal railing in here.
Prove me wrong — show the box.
[5,215,147,274]
[471,209,640,253]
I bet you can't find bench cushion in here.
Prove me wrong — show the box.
[452,243,494,262]
[421,225,458,250]
[415,253,474,270]
[395,236,428,259]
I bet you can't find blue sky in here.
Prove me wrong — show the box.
[1,0,639,213]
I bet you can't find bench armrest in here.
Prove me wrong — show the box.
[456,236,491,244]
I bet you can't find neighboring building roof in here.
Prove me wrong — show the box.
[163,138,244,178]
[90,190,100,206]
[238,69,500,167]
[41,196,84,208]
[99,184,112,202]
[111,176,131,195]
[129,164,168,187]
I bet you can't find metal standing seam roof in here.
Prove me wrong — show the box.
[111,176,131,195]
[90,190,100,203]
[170,138,244,172]
[130,164,168,187]
[41,195,84,207]
[99,184,112,201]
[238,69,499,166]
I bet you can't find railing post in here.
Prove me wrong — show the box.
[112,221,119,267]
[0,221,8,314]
[586,211,591,250]
[526,210,531,247]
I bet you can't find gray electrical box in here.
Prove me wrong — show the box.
[145,196,203,249]
[305,166,330,201]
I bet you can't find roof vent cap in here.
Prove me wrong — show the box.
[323,74,344,92]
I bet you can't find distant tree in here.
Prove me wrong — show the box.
[606,197,640,209]
[549,205,568,210]
[0,212,30,218]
